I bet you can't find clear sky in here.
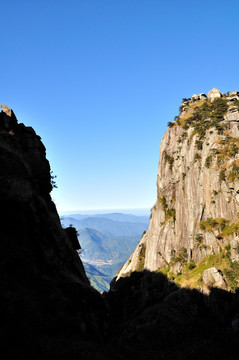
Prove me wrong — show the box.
[1,0,239,211]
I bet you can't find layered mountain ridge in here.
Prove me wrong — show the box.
[61,214,148,291]
[117,89,239,289]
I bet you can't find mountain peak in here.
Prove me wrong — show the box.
[118,89,239,292]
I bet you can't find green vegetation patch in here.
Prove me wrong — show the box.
[160,252,239,291]
[204,136,239,181]
[194,233,204,250]
[136,244,146,271]
[163,151,174,170]
[219,169,226,182]
[199,217,239,238]
[195,139,203,150]
[178,98,228,139]
[169,247,188,265]
[158,196,176,223]
[228,161,239,181]
[176,247,188,263]
[199,217,229,232]
[194,153,201,162]
[205,155,212,168]
[233,99,239,109]
[216,136,239,165]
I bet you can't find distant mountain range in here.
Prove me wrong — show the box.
[62,212,149,223]
[61,213,149,291]
[61,214,148,237]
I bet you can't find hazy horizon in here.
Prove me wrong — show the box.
[59,207,150,217]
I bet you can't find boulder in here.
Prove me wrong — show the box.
[208,88,222,101]
[227,90,239,103]
[230,238,239,262]
[202,267,227,289]
[224,106,239,122]
[191,94,199,102]
[227,90,239,97]
[171,262,183,274]
[199,93,207,100]
[0,104,12,116]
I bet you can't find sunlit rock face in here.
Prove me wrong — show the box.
[117,89,239,278]
[208,87,222,101]
[0,105,107,357]
[202,267,227,289]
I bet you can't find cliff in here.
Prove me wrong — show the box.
[1,103,239,360]
[0,105,107,359]
[117,89,239,289]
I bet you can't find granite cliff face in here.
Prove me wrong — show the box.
[2,103,239,360]
[0,105,107,359]
[117,89,239,282]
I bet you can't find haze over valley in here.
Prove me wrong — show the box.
[61,211,149,291]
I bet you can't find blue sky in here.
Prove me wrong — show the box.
[1,0,239,211]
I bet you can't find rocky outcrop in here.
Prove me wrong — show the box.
[0,105,107,359]
[208,88,222,101]
[231,238,239,262]
[203,267,227,289]
[117,89,239,282]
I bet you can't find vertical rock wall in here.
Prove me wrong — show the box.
[118,89,239,278]
[0,105,107,358]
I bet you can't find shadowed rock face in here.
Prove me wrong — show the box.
[0,106,107,359]
[106,270,239,360]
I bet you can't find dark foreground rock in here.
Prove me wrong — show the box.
[106,271,239,360]
[1,105,239,360]
[0,106,108,359]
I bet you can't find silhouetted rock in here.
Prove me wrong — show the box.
[64,226,81,250]
[0,105,108,359]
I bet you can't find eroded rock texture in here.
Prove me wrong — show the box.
[118,89,239,278]
[0,105,107,359]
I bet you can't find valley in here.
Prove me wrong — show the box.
[61,212,149,291]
